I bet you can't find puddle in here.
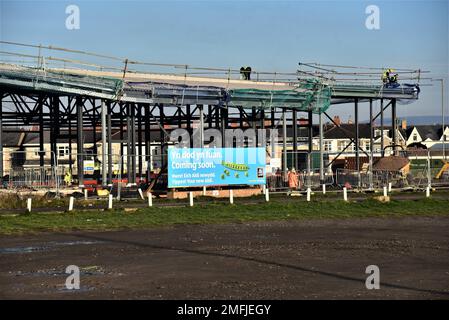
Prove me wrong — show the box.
[0,246,50,254]
[57,286,95,293]
[13,265,109,277]
[0,240,103,254]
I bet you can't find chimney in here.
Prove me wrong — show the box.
[401,119,407,130]
[347,116,353,125]
[333,116,341,126]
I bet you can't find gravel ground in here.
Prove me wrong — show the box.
[1,216,449,299]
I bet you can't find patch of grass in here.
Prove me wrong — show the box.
[1,197,449,235]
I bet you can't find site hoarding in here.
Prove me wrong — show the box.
[168,147,266,188]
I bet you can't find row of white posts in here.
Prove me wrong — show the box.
[23,183,433,212]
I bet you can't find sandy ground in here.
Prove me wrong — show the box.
[1,216,449,299]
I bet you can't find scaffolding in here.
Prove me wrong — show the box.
[0,41,423,192]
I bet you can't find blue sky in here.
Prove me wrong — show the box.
[1,0,448,122]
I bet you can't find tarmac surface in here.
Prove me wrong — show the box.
[1,216,449,299]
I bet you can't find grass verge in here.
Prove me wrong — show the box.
[1,197,449,235]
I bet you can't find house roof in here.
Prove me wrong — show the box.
[406,125,445,141]
[286,125,320,138]
[373,156,409,171]
[324,124,374,139]
[1,132,23,147]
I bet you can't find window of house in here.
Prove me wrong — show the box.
[324,141,332,152]
[374,129,381,137]
[413,133,418,142]
[365,142,370,151]
[337,140,349,152]
[58,146,70,157]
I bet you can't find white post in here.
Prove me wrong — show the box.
[229,189,234,204]
[202,186,206,196]
[189,192,194,207]
[388,182,392,193]
[322,184,326,195]
[108,194,113,209]
[138,188,144,200]
[383,186,388,197]
[69,196,74,211]
[265,188,269,202]
[262,184,266,195]
[343,187,348,201]
[426,186,430,198]
[147,192,153,207]
[306,187,311,202]
[84,189,88,200]
[27,198,32,212]
[427,153,432,188]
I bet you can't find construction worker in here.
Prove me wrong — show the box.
[390,72,398,83]
[240,66,252,80]
[382,68,399,87]
[64,170,73,187]
[381,69,390,84]
[94,157,101,184]
[288,168,299,191]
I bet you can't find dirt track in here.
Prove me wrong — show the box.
[1,216,449,299]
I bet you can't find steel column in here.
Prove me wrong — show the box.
[138,104,143,179]
[292,109,298,170]
[354,98,360,188]
[127,103,132,182]
[221,106,227,147]
[307,109,313,185]
[68,100,73,172]
[199,104,204,148]
[369,98,374,190]
[319,111,324,183]
[145,104,150,181]
[159,104,165,168]
[76,96,84,186]
[0,91,3,182]
[380,98,384,157]
[107,101,112,185]
[119,103,124,176]
[392,98,397,155]
[50,96,59,168]
[282,109,287,174]
[39,96,44,167]
[101,100,107,186]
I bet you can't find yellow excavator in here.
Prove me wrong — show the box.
[435,161,449,179]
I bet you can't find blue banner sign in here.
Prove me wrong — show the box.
[168,147,266,188]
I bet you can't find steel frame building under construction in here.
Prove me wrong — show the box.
[0,41,422,190]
